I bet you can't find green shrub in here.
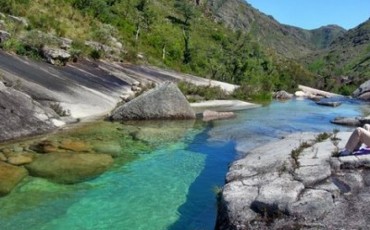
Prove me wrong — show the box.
[177,81,227,101]
[90,49,101,60]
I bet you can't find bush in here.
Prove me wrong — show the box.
[177,81,227,101]
[90,49,101,60]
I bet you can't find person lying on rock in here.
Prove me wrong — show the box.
[340,124,370,156]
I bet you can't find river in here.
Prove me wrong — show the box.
[0,99,365,230]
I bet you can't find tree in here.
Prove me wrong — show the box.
[174,0,195,64]
[135,0,155,43]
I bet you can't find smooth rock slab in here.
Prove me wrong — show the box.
[294,164,332,186]
[253,175,305,213]
[25,153,113,184]
[288,189,334,219]
[202,110,235,122]
[0,162,28,196]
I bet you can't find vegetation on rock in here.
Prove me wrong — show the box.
[0,0,369,98]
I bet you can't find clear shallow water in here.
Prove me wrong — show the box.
[0,99,366,230]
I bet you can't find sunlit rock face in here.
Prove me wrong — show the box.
[110,82,196,120]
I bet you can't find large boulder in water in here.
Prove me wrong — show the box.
[110,82,195,120]
[0,162,28,196]
[25,153,113,184]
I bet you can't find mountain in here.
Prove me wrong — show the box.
[304,19,370,92]
[0,0,367,97]
[310,25,347,49]
[206,0,346,58]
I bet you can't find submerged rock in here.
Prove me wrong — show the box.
[25,153,113,184]
[0,162,28,196]
[7,154,33,166]
[59,139,91,152]
[110,82,195,120]
[316,100,342,107]
[202,110,235,121]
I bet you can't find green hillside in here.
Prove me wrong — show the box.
[206,0,346,58]
[1,0,368,98]
[305,19,370,94]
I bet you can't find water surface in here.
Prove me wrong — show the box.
[0,99,365,230]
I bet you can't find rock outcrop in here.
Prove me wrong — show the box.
[25,153,113,184]
[217,131,370,229]
[110,82,196,120]
[353,80,370,100]
[331,116,370,126]
[41,46,71,65]
[202,110,235,121]
[0,30,10,43]
[0,161,28,196]
[273,90,293,100]
[0,82,59,142]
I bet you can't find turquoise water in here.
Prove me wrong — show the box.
[0,99,366,230]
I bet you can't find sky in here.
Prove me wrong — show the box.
[246,0,370,30]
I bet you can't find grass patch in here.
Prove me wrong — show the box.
[291,141,312,168]
[177,81,228,101]
[315,132,332,142]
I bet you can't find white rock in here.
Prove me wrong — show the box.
[295,91,307,97]
[51,119,66,127]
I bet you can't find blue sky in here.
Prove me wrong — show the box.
[246,0,370,30]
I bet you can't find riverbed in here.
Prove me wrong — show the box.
[0,99,365,230]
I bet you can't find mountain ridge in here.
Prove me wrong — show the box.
[206,0,346,58]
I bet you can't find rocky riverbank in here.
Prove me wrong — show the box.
[216,131,370,229]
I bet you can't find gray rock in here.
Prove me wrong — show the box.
[202,110,235,121]
[336,172,364,194]
[315,181,341,199]
[7,154,33,165]
[288,189,334,219]
[316,100,342,107]
[217,181,259,230]
[0,83,57,142]
[110,82,195,120]
[253,175,305,213]
[353,80,370,100]
[0,30,10,43]
[331,116,362,126]
[217,131,368,229]
[42,46,71,65]
[0,162,28,196]
[7,15,28,26]
[294,164,332,186]
[25,153,113,184]
[273,90,293,100]
[59,37,72,50]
